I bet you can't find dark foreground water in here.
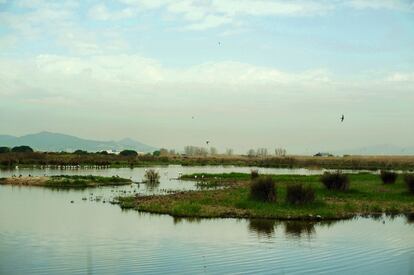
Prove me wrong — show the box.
[1,166,413,274]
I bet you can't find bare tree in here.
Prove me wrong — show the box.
[256,148,268,157]
[225,148,233,156]
[275,148,287,157]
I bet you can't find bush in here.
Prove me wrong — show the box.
[403,174,414,194]
[380,170,398,184]
[320,171,349,191]
[74,149,88,155]
[250,176,276,202]
[144,169,160,183]
[11,145,33,153]
[250,169,259,179]
[120,149,138,157]
[286,184,315,205]
[0,147,11,153]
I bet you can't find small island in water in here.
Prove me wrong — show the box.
[119,172,414,220]
[0,175,132,188]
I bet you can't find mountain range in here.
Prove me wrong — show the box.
[0,131,157,153]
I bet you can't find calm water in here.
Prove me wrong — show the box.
[1,166,413,274]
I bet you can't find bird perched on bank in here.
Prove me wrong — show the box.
[341,114,344,122]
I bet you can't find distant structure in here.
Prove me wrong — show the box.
[314,152,334,157]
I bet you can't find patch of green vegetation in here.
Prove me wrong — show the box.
[46,175,132,188]
[119,172,414,220]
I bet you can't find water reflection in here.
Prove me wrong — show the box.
[144,181,160,192]
[248,219,279,238]
[405,213,414,224]
[173,217,203,225]
[284,221,317,238]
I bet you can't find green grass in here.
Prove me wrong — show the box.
[119,172,414,220]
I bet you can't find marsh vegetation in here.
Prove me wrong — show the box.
[119,172,414,219]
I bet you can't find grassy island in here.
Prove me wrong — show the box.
[0,175,132,188]
[118,173,414,220]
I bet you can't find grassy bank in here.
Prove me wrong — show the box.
[1,152,414,170]
[0,175,132,188]
[118,173,414,220]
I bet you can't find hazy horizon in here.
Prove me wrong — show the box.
[1,0,414,154]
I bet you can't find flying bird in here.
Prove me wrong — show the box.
[206,141,210,145]
[341,114,344,122]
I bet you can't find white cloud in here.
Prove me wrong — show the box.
[386,72,414,82]
[347,0,414,11]
[88,4,135,20]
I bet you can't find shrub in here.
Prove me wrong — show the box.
[320,171,349,191]
[403,174,414,194]
[0,147,11,153]
[120,149,138,157]
[250,169,259,179]
[380,170,398,184]
[11,145,34,153]
[250,176,276,202]
[144,169,160,183]
[74,149,88,155]
[286,184,315,205]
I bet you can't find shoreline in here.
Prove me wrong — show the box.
[1,152,414,170]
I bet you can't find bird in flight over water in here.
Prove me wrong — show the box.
[341,114,344,122]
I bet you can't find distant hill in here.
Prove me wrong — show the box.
[0,131,157,153]
[336,144,414,156]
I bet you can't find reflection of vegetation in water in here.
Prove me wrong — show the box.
[145,180,160,192]
[248,219,279,238]
[173,216,202,225]
[284,220,337,239]
[404,213,414,224]
[284,221,316,238]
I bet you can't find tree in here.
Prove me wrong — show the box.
[0,147,11,153]
[275,148,287,157]
[74,149,88,155]
[247,149,256,157]
[152,150,161,156]
[210,147,218,155]
[120,149,138,157]
[11,145,34,153]
[256,148,268,157]
[225,148,233,156]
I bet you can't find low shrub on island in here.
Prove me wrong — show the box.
[286,184,315,205]
[250,176,276,202]
[380,170,398,184]
[404,174,414,194]
[250,169,259,179]
[144,169,160,183]
[320,171,349,191]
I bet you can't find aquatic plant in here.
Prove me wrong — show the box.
[320,171,349,191]
[144,169,160,183]
[286,184,315,205]
[250,169,259,179]
[380,170,398,184]
[403,174,414,194]
[250,176,276,202]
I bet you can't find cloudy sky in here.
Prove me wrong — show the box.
[0,0,413,154]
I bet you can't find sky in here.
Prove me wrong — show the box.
[0,0,413,154]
